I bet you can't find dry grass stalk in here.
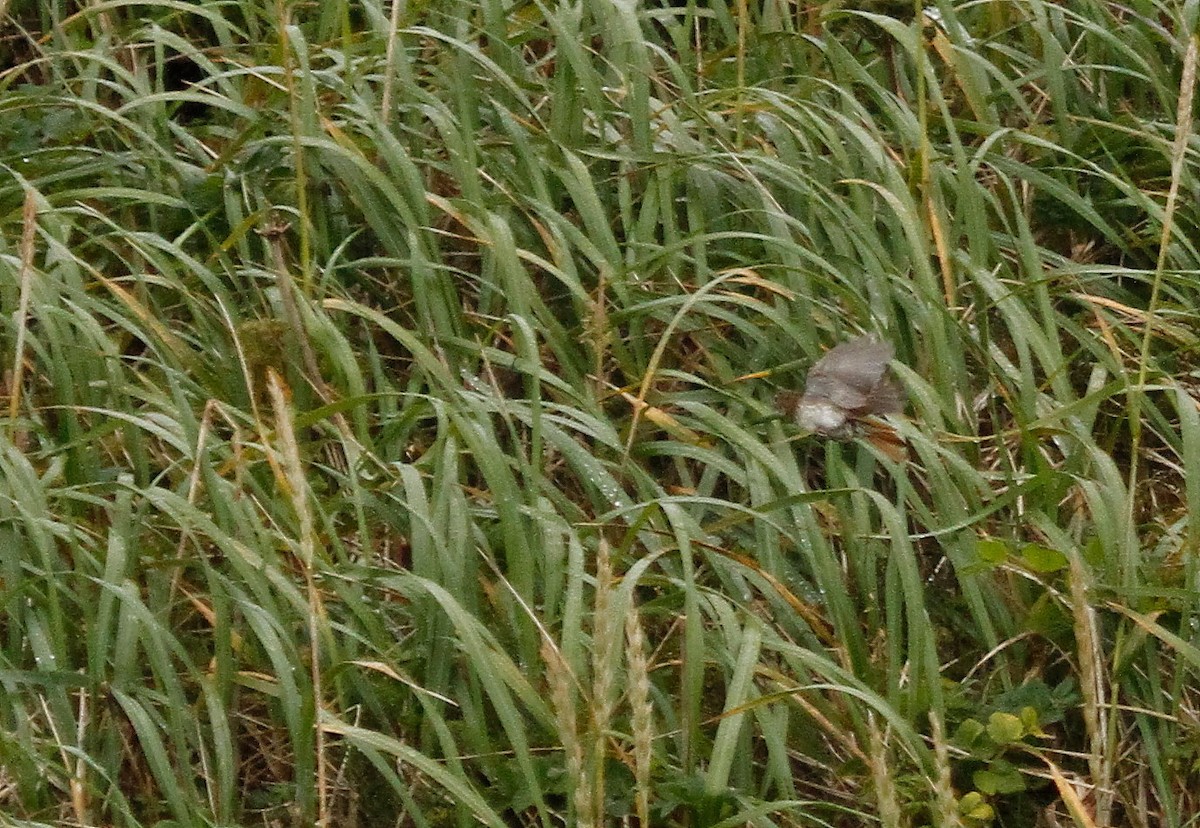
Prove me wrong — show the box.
[929,711,963,828]
[1068,550,1110,825]
[589,538,616,824]
[869,713,904,828]
[542,639,589,828]
[625,604,654,826]
[8,189,38,442]
[268,369,330,826]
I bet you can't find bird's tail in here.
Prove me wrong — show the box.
[861,418,907,462]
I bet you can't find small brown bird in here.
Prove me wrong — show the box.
[778,335,906,457]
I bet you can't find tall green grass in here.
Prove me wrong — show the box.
[2,0,1199,825]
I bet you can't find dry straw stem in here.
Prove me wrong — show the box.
[1123,26,1199,587]
[1046,757,1100,828]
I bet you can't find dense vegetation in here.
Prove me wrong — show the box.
[2,1,1199,825]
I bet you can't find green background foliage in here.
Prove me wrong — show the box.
[2,0,1199,825]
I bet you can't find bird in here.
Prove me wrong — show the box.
[777,335,907,458]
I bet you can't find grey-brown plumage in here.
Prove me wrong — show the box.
[789,336,904,438]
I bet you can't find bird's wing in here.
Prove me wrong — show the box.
[803,337,895,411]
[865,375,905,415]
